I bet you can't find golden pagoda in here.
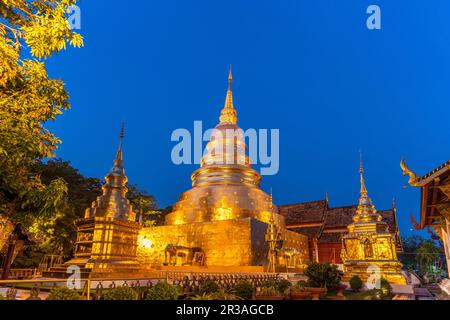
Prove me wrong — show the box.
[341,156,406,284]
[62,126,142,277]
[137,67,309,271]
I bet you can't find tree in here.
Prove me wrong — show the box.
[30,159,102,258]
[0,0,83,276]
[416,240,440,275]
[127,184,159,226]
[13,160,160,266]
[399,235,426,270]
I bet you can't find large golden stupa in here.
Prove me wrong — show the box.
[137,68,309,271]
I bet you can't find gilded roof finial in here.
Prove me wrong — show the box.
[354,152,380,222]
[359,151,367,196]
[219,65,237,124]
[115,123,125,167]
[228,64,233,92]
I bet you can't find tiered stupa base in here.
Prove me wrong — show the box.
[342,260,407,285]
[137,217,309,272]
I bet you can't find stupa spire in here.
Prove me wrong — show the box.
[354,153,380,222]
[219,65,237,124]
[114,123,125,167]
[359,151,367,197]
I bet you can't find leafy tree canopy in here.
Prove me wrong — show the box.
[0,0,83,236]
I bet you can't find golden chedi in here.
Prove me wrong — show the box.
[165,68,282,227]
[138,68,309,271]
[341,158,406,284]
[58,127,142,277]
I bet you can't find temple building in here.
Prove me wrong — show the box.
[56,68,405,278]
[339,158,406,284]
[401,159,450,276]
[279,198,402,265]
[45,126,142,278]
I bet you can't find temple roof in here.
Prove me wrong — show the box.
[279,200,401,245]
[278,200,327,225]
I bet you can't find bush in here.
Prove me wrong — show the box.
[199,280,220,295]
[349,276,363,292]
[190,289,238,300]
[46,286,81,300]
[378,278,392,299]
[261,279,277,288]
[257,286,279,297]
[232,281,254,300]
[290,283,306,293]
[145,282,180,300]
[352,289,383,300]
[103,286,137,300]
[277,279,292,294]
[304,262,343,288]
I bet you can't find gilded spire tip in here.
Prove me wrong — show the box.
[219,65,237,124]
[228,64,233,90]
[359,151,367,196]
[115,123,124,166]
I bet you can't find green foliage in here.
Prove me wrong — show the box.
[199,280,220,295]
[261,279,277,289]
[0,0,83,245]
[378,278,392,299]
[304,262,343,288]
[31,159,102,257]
[46,286,80,300]
[399,235,426,269]
[257,286,279,297]
[349,276,363,292]
[416,240,440,275]
[0,294,4,300]
[128,184,159,226]
[351,289,383,300]
[190,289,238,300]
[290,283,306,293]
[277,279,292,294]
[145,282,180,300]
[12,245,47,268]
[232,281,254,300]
[103,286,137,300]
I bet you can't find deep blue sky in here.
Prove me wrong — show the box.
[46,0,450,237]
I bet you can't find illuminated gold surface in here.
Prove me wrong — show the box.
[67,127,141,272]
[137,218,309,270]
[165,67,284,227]
[341,159,406,284]
[138,69,308,271]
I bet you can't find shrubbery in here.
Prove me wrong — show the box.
[232,281,254,300]
[46,287,81,300]
[145,282,180,300]
[199,280,220,295]
[349,276,363,292]
[103,286,137,300]
[304,262,343,288]
[277,279,292,294]
[191,289,238,300]
[257,286,278,297]
[378,278,392,299]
